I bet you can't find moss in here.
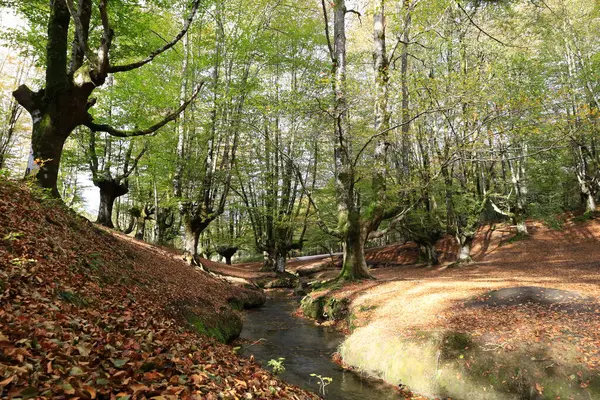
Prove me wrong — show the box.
[347,312,358,332]
[227,298,244,311]
[301,294,326,320]
[573,211,597,223]
[340,328,600,400]
[301,294,350,322]
[324,297,349,320]
[257,272,298,289]
[507,231,529,244]
[185,310,242,344]
[440,332,475,360]
[358,304,377,312]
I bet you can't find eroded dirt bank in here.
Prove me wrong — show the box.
[298,221,600,399]
[212,219,600,399]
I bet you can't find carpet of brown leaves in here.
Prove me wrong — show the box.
[0,180,317,399]
[302,219,600,387]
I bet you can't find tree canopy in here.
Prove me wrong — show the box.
[1,0,599,277]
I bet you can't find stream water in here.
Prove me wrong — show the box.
[240,295,403,400]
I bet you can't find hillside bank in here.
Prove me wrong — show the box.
[0,180,317,399]
[298,221,600,399]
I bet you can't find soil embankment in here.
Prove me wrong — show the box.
[298,222,600,399]
[0,180,317,399]
[213,220,600,399]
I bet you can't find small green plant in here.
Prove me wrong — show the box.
[358,304,377,312]
[573,211,595,223]
[3,232,24,241]
[11,257,36,266]
[507,231,528,244]
[310,373,333,397]
[267,358,285,375]
[58,290,89,307]
[86,252,105,271]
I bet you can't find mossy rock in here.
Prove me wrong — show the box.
[301,294,327,320]
[324,297,349,320]
[301,294,349,321]
[228,289,266,310]
[257,272,299,289]
[293,281,308,296]
[185,309,243,344]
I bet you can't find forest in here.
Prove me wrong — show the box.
[1,0,600,399]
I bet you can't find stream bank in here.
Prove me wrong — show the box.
[300,284,600,400]
[240,294,403,399]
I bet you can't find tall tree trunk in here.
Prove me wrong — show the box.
[371,0,390,215]
[13,0,199,199]
[399,0,411,176]
[457,234,473,263]
[276,253,286,273]
[507,148,529,235]
[173,29,189,198]
[184,217,199,258]
[97,190,116,228]
[16,0,89,196]
[418,242,439,266]
[183,215,211,263]
[340,214,370,280]
[328,0,370,280]
[95,179,128,228]
[135,215,146,240]
[575,145,597,213]
[29,120,69,197]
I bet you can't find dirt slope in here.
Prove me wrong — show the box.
[296,220,600,399]
[0,180,316,399]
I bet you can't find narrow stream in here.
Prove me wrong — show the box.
[240,295,403,399]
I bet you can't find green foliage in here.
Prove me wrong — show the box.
[310,373,333,397]
[3,231,24,241]
[267,358,286,375]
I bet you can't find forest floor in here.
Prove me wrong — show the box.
[214,218,600,399]
[0,180,318,400]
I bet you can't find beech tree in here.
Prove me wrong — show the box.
[11,0,202,197]
[3,0,599,273]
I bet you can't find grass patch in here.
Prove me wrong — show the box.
[58,290,89,307]
[358,304,377,312]
[543,216,565,231]
[573,211,596,223]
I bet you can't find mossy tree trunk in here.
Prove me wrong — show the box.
[13,0,201,199]
[96,179,128,228]
[339,216,370,280]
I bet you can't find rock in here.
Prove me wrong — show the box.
[256,272,299,289]
[293,281,308,296]
[228,289,266,310]
[300,294,326,320]
[300,294,349,321]
[323,296,349,320]
[185,309,243,344]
